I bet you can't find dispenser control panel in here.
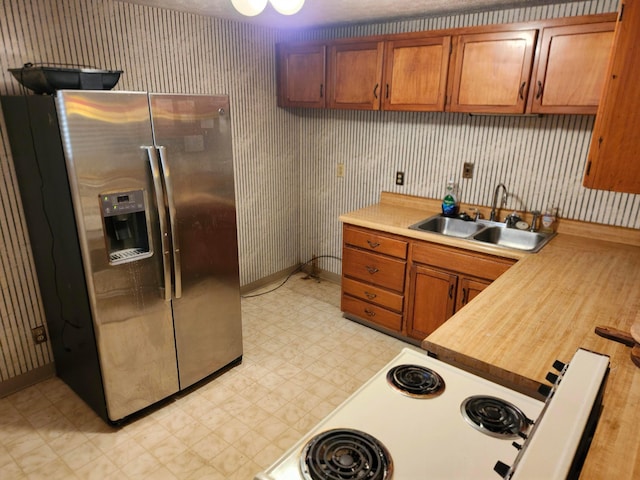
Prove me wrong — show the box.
[99,189,152,265]
[100,189,146,217]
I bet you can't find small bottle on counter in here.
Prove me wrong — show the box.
[441,178,459,217]
[539,206,558,233]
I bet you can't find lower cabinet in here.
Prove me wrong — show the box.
[340,225,407,335]
[405,241,514,341]
[340,224,515,343]
[405,264,458,339]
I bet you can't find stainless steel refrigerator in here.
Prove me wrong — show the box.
[1,91,243,423]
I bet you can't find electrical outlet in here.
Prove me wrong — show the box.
[463,162,474,179]
[336,163,345,178]
[395,171,405,185]
[31,325,47,344]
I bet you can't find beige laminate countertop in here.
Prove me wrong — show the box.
[340,192,640,480]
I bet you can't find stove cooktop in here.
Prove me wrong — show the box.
[255,348,545,480]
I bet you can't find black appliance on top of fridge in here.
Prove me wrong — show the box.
[1,91,243,423]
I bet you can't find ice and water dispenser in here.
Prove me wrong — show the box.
[100,189,152,264]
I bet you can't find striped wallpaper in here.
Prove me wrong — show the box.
[298,0,638,275]
[0,0,301,386]
[0,0,637,388]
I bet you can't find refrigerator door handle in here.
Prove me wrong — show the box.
[143,146,172,301]
[157,145,182,299]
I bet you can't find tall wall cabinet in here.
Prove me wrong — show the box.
[584,0,640,194]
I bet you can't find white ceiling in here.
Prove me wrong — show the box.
[121,0,579,29]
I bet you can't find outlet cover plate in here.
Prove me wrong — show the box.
[31,325,47,344]
[463,162,474,179]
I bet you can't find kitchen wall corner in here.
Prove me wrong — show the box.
[0,0,637,391]
[296,0,639,271]
[0,0,300,386]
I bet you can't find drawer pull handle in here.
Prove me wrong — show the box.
[366,240,380,248]
[364,291,377,299]
[364,309,376,317]
[462,288,468,305]
[365,266,379,274]
[518,81,526,100]
[448,284,454,299]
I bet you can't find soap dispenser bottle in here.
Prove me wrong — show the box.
[539,206,558,233]
[442,178,459,217]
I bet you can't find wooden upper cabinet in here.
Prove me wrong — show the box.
[327,41,384,110]
[382,36,451,111]
[277,43,326,108]
[584,0,640,193]
[528,22,615,114]
[448,30,537,113]
[276,14,616,114]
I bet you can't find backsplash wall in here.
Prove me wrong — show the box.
[297,0,639,274]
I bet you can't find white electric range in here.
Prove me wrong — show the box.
[254,347,609,480]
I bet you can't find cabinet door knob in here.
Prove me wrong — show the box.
[364,291,377,299]
[364,309,376,317]
[366,240,380,248]
[365,266,379,274]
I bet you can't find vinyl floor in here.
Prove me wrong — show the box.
[0,273,413,479]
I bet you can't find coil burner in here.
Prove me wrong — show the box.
[300,428,393,480]
[386,364,445,398]
[461,395,533,439]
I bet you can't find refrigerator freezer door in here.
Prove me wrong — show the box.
[150,94,243,389]
[56,91,180,421]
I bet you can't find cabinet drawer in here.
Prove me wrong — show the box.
[341,295,403,332]
[343,247,406,292]
[342,277,404,312]
[344,225,408,259]
[411,241,514,281]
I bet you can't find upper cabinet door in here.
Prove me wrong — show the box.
[327,41,384,110]
[528,22,615,114]
[584,0,640,193]
[278,43,326,108]
[382,36,451,112]
[449,30,537,113]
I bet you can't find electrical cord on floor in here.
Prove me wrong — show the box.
[241,254,342,298]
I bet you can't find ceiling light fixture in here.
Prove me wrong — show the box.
[231,0,304,17]
[269,0,305,15]
[230,0,268,17]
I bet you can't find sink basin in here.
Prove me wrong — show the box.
[409,214,555,253]
[409,215,485,238]
[472,226,554,252]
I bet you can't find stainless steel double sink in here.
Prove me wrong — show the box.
[408,214,555,253]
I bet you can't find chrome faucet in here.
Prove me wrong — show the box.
[530,210,541,232]
[489,183,508,222]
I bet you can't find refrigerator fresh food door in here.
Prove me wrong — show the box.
[149,93,243,389]
[56,90,180,421]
